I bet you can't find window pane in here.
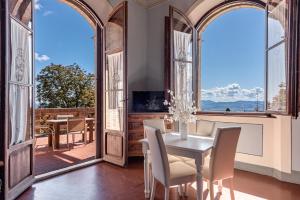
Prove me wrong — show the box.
[199,8,265,112]
[268,0,287,47]
[9,85,32,146]
[267,42,287,111]
[9,0,32,28]
[105,91,124,131]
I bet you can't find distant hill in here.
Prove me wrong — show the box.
[201,100,265,112]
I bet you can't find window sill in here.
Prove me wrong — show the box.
[196,111,276,118]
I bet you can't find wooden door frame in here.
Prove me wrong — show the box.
[0,0,106,197]
[103,1,128,167]
[0,0,7,198]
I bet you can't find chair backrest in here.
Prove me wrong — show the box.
[144,126,170,186]
[210,127,241,180]
[143,119,166,136]
[196,120,215,137]
[57,114,74,120]
[67,119,85,133]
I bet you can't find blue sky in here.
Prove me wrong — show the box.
[34,1,265,102]
[201,8,266,101]
[34,0,95,74]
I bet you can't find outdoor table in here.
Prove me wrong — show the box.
[46,118,95,149]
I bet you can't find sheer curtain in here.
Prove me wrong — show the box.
[106,51,124,131]
[173,30,193,103]
[9,19,31,146]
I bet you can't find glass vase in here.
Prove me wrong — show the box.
[179,120,188,140]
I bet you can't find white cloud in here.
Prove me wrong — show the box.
[34,0,42,10]
[35,53,50,62]
[202,83,264,102]
[43,10,54,16]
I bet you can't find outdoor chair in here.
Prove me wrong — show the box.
[66,118,87,150]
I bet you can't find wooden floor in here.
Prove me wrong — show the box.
[35,133,96,175]
[18,158,300,200]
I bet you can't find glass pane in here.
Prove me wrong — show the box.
[10,18,33,84]
[267,42,287,111]
[174,61,193,102]
[173,11,193,62]
[9,85,32,146]
[106,52,124,90]
[9,0,32,28]
[268,0,287,47]
[105,91,124,131]
[106,8,124,52]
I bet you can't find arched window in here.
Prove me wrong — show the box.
[167,0,299,115]
[198,8,266,112]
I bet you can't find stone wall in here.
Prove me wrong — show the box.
[35,107,95,120]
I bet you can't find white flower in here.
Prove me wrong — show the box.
[163,100,169,106]
[164,90,198,123]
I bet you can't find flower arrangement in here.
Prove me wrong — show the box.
[163,90,198,123]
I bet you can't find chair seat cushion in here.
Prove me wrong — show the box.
[185,156,210,179]
[169,161,196,185]
[147,150,182,163]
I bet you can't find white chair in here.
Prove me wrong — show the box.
[144,126,196,200]
[143,119,181,163]
[185,127,241,200]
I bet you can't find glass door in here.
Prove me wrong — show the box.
[103,1,128,166]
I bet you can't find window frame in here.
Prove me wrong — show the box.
[195,0,268,115]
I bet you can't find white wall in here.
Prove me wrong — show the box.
[196,115,292,173]
[292,115,300,171]
[127,1,148,111]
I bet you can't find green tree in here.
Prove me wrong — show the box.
[36,63,95,108]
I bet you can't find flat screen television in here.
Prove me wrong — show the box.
[132,91,168,112]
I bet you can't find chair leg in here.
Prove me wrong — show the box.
[218,180,223,193]
[209,181,214,200]
[183,183,187,196]
[51,134,55,151]
[150,177,156,200]
[229,178,235,200]
[178,185,183,197]
[67,133,70,150]
[164,187,169,200]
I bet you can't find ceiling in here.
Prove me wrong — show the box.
[133,0,167,8]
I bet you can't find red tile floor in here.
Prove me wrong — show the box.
[19,158,300,200]
[34,133,96,175]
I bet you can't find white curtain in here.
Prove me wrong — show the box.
[9,19,31,146]
[107,51,123,109]
[106,51,124,131]
[173,30,193,103]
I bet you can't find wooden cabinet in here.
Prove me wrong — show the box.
[128,113,170,157]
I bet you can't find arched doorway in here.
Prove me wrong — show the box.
[34,0,103,176]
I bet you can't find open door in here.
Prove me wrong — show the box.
[103,2,128,166]
[2,0,35,199]
[169,6,195,103]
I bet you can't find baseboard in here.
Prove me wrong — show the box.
[235,161,300,185]
[35,158,103,182]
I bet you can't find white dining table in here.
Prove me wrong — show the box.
[140,133,214,200]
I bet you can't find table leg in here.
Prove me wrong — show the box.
[143,145,150,198]
[48,134,52,147]
[54,124,60,149]
[88,121,93,142]
[195,155,203,200]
